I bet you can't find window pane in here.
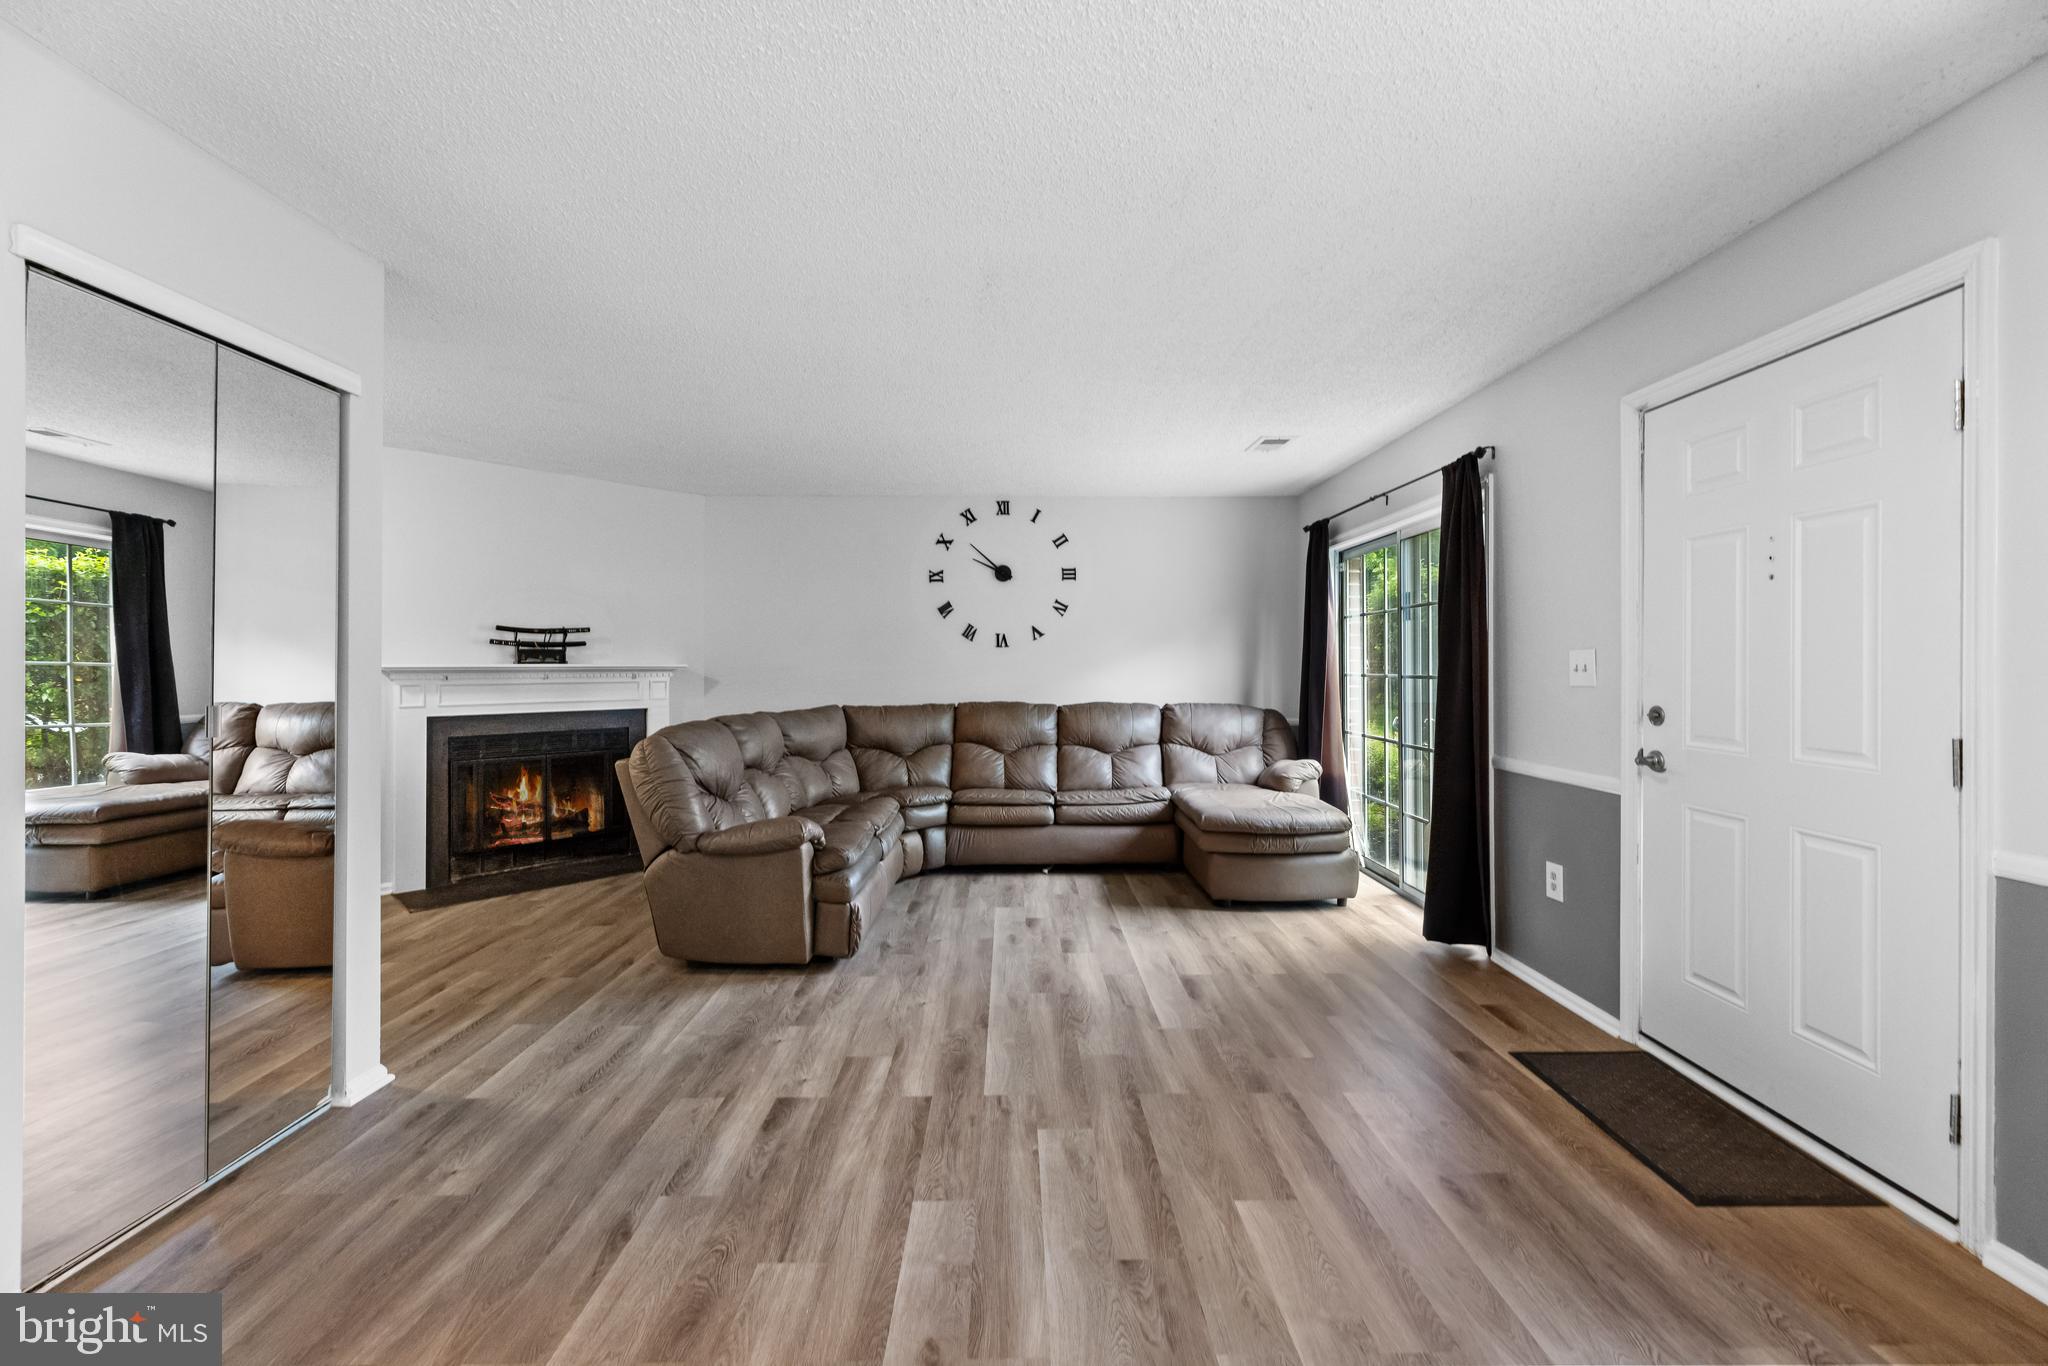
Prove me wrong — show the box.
[1404,817,1430,891]
[1364,675,1386,742]
[1385,605,1401,680]
[26,599,67,662]
[1362,610,1385,675]
[1365,799,1389,866]
[1386,806,1403,873]
[26,664,69,727]
[74,726,110,784]
[26,727,72,789]
[1405,749,1434,823]
[69,543,110,604]
[1404,676,1436,751]
[26,538,68,599]
[71,665,112,725]
[72,603,111,663]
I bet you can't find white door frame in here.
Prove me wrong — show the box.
[1616,240,1999,1248]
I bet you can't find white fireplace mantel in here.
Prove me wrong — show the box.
[380,664,682,893]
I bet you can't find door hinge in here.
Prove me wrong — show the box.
[1950,1092,1963,1145]
[1953,738,1965,789]
[1955,377,1966,432]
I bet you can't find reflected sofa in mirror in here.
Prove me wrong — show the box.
[205,346,341,1174]
[20,270,215,1284]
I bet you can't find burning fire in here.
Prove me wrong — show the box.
[478,762,606,849]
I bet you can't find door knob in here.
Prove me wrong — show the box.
[1634,748,1667,773]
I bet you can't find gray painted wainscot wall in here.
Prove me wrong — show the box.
[1494,766,1622,1016]
[1997,876,2048,1264]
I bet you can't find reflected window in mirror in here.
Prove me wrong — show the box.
[24,534,113,788]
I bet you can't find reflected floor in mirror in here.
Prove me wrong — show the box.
[209,954,330,1168]
[23,875,207,1283]
[23,873,330,1283]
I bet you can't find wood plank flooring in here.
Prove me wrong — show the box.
[64,868,2048,1363]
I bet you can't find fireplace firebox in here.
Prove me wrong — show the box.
[425,709,646,892]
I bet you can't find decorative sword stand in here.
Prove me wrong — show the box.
[488,625,590,664]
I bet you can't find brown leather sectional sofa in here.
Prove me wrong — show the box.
[618,701,1358,965]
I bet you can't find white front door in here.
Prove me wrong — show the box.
[1639,290,1963,1214]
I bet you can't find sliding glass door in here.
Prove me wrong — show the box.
[1337,524,1440,896]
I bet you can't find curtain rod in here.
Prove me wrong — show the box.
[27,493,176,528]
[1302,445,1494,532]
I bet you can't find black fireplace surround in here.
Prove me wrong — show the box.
[425,709,646,892]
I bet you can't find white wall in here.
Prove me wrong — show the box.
[25,452,213,720]
[699,495,1300,717]
[1,19,386,1288]
[381,447,706,672]
[1299,55,2048,864]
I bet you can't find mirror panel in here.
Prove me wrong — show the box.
[207,348,340,1174]
[21,271,215,1284]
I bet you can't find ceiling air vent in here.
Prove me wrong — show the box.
[1247,436,1295,453]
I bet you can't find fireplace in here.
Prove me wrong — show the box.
[425,709,646,892]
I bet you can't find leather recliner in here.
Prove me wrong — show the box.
[209,701,337,970]
[619,701,1358,966]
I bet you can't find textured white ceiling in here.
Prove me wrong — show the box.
[7,1,2044,496]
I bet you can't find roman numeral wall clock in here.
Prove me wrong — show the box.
[928,502,1077,646]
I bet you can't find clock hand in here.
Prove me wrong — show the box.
[967,544,1014,581]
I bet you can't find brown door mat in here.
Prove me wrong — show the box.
[1513,1050,1882,1207]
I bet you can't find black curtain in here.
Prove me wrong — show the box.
[109,512,183,754]
[1422,450,1491,945]
[1297,518,1350,811]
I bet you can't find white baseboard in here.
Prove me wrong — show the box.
[1985,1242,2048,1307]
[330,1066,395,1107]
[1493,950,1623,1036]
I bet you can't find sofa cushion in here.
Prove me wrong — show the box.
[1056,702,1164,791]
[1172,783,1350,837]
[846,704,953,790]
[951,787,1053,806]
[1054,785,1172,825]
[26,781,208,826]
[770,705,860,808]
[1161,703,1296,787]
[950,802,1054,827]
[1175,812,1353,856]
[103,752,210,786]
[213,821,336,858]
[953,702,1057,791]
[868,785,949,830]
[809,796,905,873]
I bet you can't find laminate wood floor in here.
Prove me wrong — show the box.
[65,868,2048,1364]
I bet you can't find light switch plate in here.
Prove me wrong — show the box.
[1568,649,1598,687]
[1545,862,1565,902]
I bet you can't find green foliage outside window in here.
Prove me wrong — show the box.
[24,537,114,788]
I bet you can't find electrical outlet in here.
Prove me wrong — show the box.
[1568,649,1598,687]
[1545,861,1565,902]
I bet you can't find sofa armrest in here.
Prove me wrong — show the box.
[1257,758,1323,794]
[104,751,209,786]
[696,815,825,857]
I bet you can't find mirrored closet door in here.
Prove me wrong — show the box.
[20,267,342,1286]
